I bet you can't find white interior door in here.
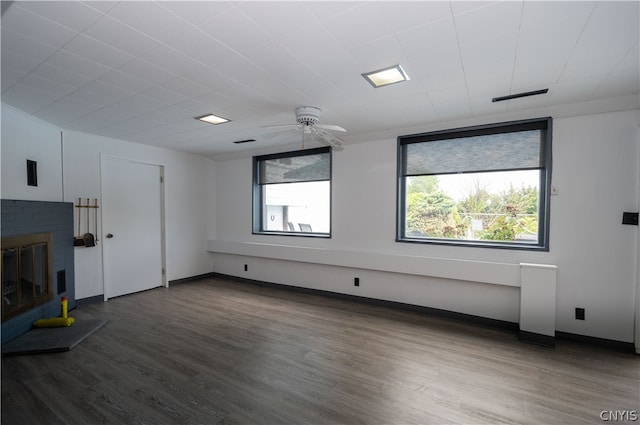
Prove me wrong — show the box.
[101,157,164,299]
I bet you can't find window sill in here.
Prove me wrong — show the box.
[396,237,548,251]
[253,231,331,238]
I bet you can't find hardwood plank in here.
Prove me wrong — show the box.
[2,276,639,424]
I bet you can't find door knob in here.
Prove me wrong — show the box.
[106,233,114,238]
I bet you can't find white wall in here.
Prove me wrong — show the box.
[209,109,640,343]
[1,105,64,201]
[1,104,213,300]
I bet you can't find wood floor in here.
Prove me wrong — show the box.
[2,276,638,425]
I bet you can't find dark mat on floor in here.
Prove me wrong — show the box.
[2,319,108,356]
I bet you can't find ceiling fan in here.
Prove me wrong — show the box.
[264,106,346,149]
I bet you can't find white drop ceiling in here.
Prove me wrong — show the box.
[2,1,638,159]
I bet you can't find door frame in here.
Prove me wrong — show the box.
[635,128,640,355]
[99,155,167,301]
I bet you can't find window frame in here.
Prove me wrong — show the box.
[252,146,332,238]
[396,117,552,250]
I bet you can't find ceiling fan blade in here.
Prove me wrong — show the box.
[261,124,303,139]
[262,124,301,130]
[312,127,344,149]
[316,124,346,132]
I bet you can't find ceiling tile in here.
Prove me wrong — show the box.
[17,1,104,32]
[558,56,616,83]
[1,28,60,64]
[418,67,467,93]
[148,105,196,124]
[278,25,347,69]
[379,1,452,32]
[428,85,469,104]
[140,46,200,77]
[214,83,283,112]
[304,2,365,21]
[19,74,77,99]
[593,68,640,100]
[570,2,640,63]
[396,17,459,63]
[466,76,511,99]
[86,105,138,125]
[62,34,135,69]
[510,64,565,93]
[141,85,191,105]
[2,4,79,49]
[69,87,120,110]
[450,1,497,16]
[514,19,586,74]
[80,1,118,15]
[81,80,137,104]
[159,1,234,26]
[162,77,215,100]
[83,15,163,58]
[31,62,94,89]
[107,1,188,44]
[321,3,395,50]
[112,114,168,134]
[1,83,61,113]
[347,35,409,73]
[433,98,473,121]
[459,32,518,71]
[469,95,508,116]
[98,69,156,94]
[35,96,103,124]
[465,58,514,84]
[240,39,307,82]
[112,94,170,116]
[547,77,602,104]
[239,2,321,39]
[116,58,177,86]
[453,1,523,44]
[407,45,463,81]
[1,50,41,74]
[520,1,594,30]
[197,7,271,54]
[1,66,26,92]
[44,49,113,81]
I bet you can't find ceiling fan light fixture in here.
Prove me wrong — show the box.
[196,113,230,125]
[362,65,409,88]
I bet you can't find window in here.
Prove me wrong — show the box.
[253,147,331,237]
[397,118,552,250]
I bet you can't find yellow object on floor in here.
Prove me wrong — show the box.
[32,296,75,328]
[33,317,75,328]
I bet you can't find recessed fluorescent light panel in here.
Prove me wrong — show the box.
[196,114,230,125]
[362,65,409,88]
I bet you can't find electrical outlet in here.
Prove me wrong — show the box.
[354,277,360,287]
[244,264,248,272]
[575,307,585,320]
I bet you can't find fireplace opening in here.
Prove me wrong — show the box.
[2,233,53,322]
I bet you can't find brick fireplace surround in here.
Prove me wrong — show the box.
[1,199,75,343]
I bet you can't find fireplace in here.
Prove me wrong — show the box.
[1,199,75,343]
[2,232,53,322]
